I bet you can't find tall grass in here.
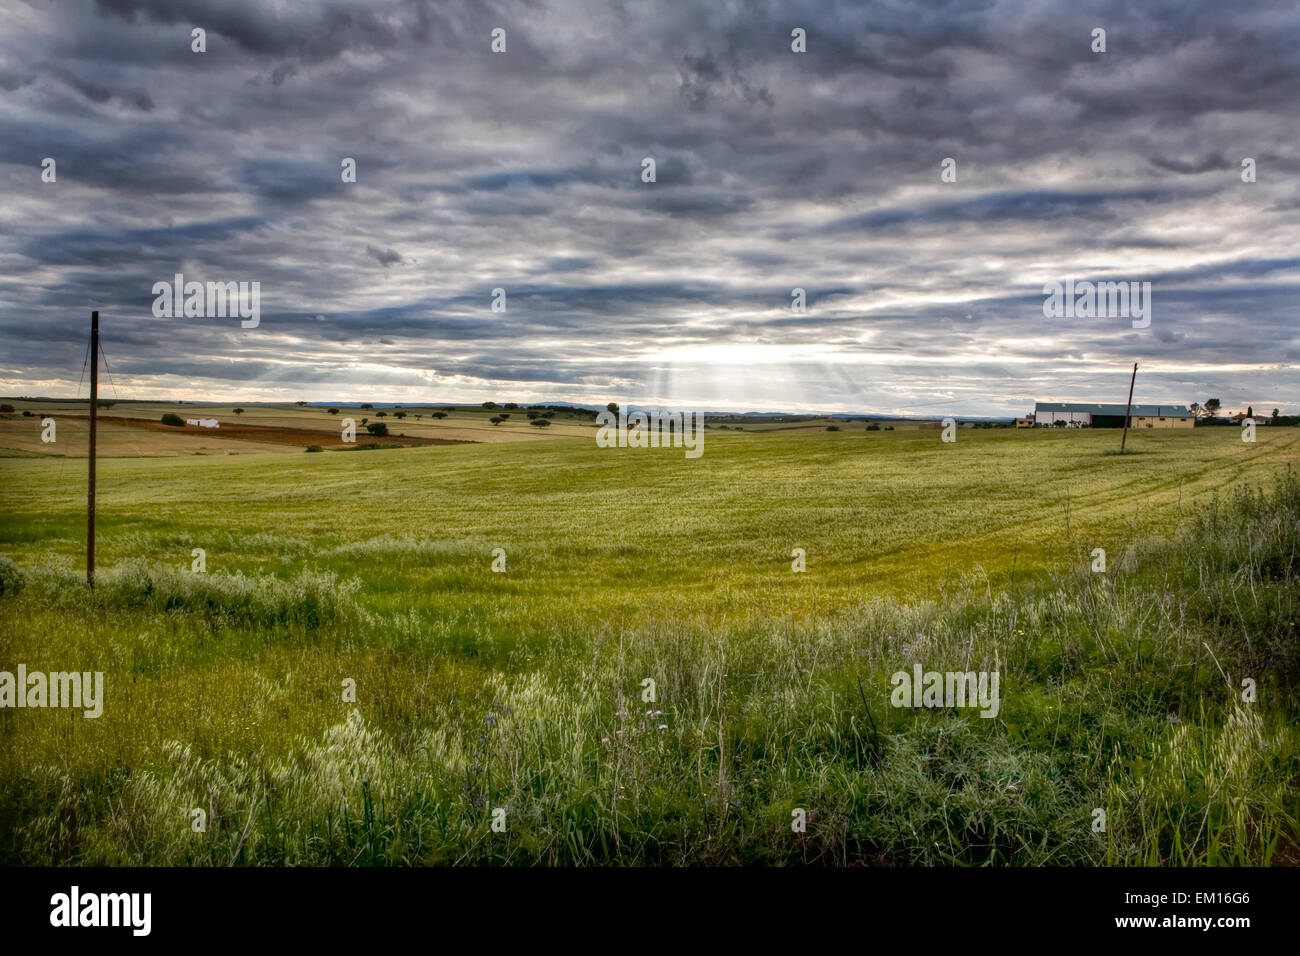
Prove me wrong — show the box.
[2,474,1296,865]
[17,561,364,629]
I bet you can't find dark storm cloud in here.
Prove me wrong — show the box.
[818,186,1194,234]
[50,66,154,111]
[0,0,1297,413]
[364,244,405,268]
[20,218,266,267]
[234,160,340,203]
[93,0,406,61]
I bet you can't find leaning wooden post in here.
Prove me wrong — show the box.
[88,310,98,587]
[1119,362,1137,454]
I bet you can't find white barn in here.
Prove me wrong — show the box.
[1033,402,1193,429]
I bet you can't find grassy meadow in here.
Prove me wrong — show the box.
[0,423,1298,865]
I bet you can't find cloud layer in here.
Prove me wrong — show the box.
[1,0,1297,415]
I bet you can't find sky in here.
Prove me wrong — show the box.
[0,0,1297,416]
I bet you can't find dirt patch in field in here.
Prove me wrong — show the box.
[62,415,475,450]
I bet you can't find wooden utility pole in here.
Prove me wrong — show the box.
[87,310,98,587]
[1119,361,1137,454]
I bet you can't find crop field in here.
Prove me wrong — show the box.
[1,426,1298,865]
[0,402,609,455]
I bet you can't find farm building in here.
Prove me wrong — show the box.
[184,418,220,428]
[1033,402,1193,429]
[1014,417,1034,428]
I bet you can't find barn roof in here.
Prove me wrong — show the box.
[1035,402,1192,417]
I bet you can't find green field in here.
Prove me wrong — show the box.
[1,426,1298,865]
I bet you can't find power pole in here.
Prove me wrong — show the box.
[88,310,98,588]
[1119,361,1137,454]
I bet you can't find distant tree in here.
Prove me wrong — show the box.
[327,408,339,415]
[414,414,422,419]
[1246,406,1254,418]
[0,404,13,413]
[826,425,840,431]
[360,417,368,425]
[361,403,373,409]
[527,410,539,419]
[432,412,447,420]
[1272,408,1280,420]
[1204,398,1221,418]
[296,401,307,406]
[161,413,185,427]
[490,416,503,425]
[482,401,497,409]
[22,410,32,417]
[498,413,510,420]
[305,445,323,453]
[1053,420,1067,428]
[376,411,387,418]
[884,426,894,431]
[606,402,618,414]
[1189,402,1201,417]
[366,422,389,436]
[394,411,407,419]
[866,423,881,431]
[233,408,244,415]
[505,402,518,409]
[97,400,114,409]
[542,411,554,418]
[530,418,550,428]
